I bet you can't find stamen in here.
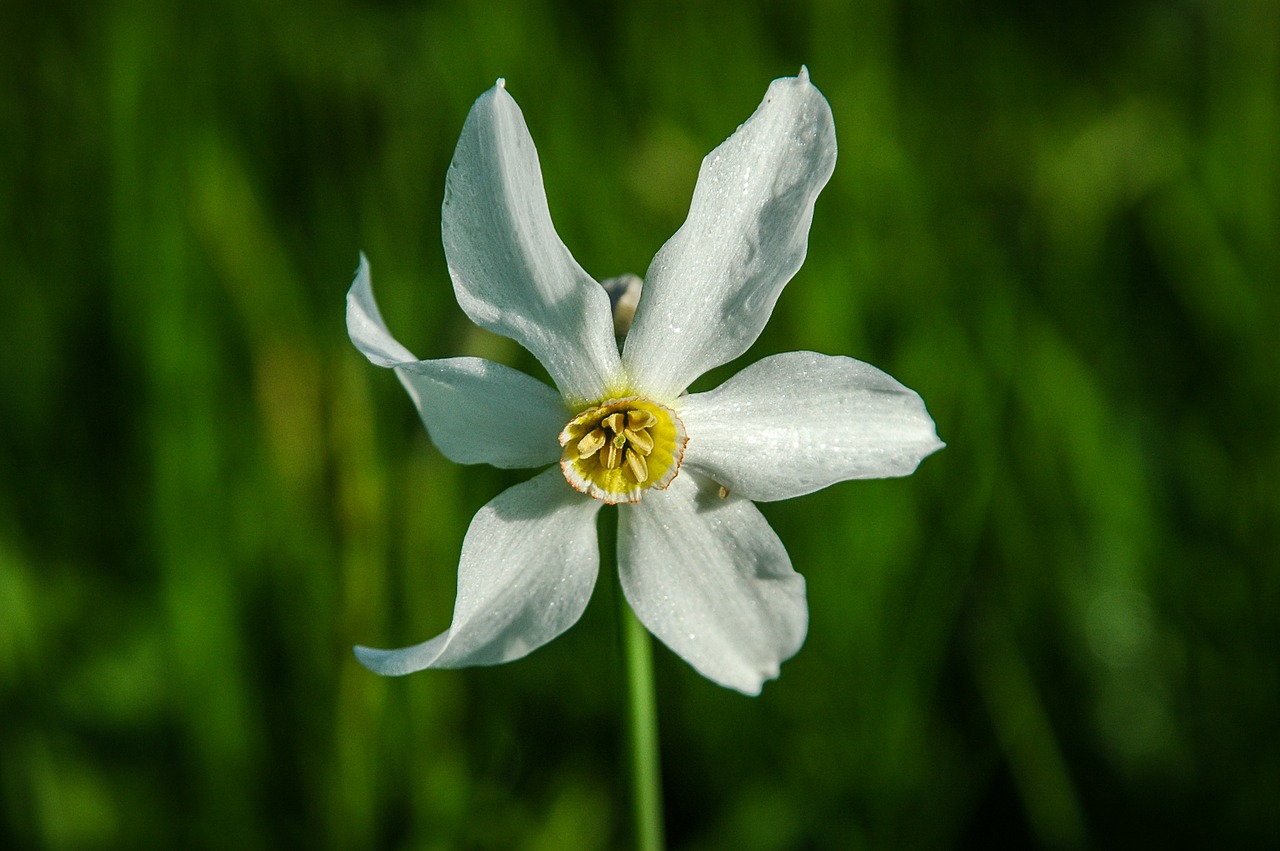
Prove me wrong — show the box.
[577,428,606,459]
[602,412,626,433]
[602,442,623,469]
[624,450,649,483]
[627,410,657,430]
[624,427,654,455]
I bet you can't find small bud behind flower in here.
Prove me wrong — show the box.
[601,274,643,340]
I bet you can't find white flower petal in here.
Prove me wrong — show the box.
[396,358,566,468]
[347,256,565,468]
[617,472,808,695]
[355,468,602,675]
[442,80,621,406]
[680,351,944,502]
[347,253,417,367]
[623,69,837,399]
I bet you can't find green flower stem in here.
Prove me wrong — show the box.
[604,508,666,851]
[620,588,665,851]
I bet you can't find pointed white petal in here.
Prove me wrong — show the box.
[355,468,601,674]
[347,256,566,468]
[347,253,417,367]
[617,472,808,695]
[623,69,837,398]
[680,351,944,502]
[442,81,621,405]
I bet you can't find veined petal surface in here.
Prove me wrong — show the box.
[617,472,808,695]
[442,80,621,406]
[680,351,944,502]
[397,358,565,468]
[623,69,837,399]
[347,257,565,468]
[355,468,602,674]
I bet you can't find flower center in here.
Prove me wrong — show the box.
[559,397,687,504]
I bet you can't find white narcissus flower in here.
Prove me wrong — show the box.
[348,70,943,695]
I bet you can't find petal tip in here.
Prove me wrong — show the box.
[352,644,401,676]
[351,251,370,291]
[924,420,947,455]
[797,65,810,83]
[345,252,419,367]
[908,431,947,474]
[495,76,506,89]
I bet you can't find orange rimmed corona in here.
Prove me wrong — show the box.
[559,397,687,504]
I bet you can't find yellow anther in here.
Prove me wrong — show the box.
[602,442,623,469]
[624,449,649,484]
[577,428,607,459]
[624,427,654,455]
[627,410,657,430]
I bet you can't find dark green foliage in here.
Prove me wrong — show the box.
[2,1,1277,847]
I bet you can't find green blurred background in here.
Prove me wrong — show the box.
[3,0,1277,848]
